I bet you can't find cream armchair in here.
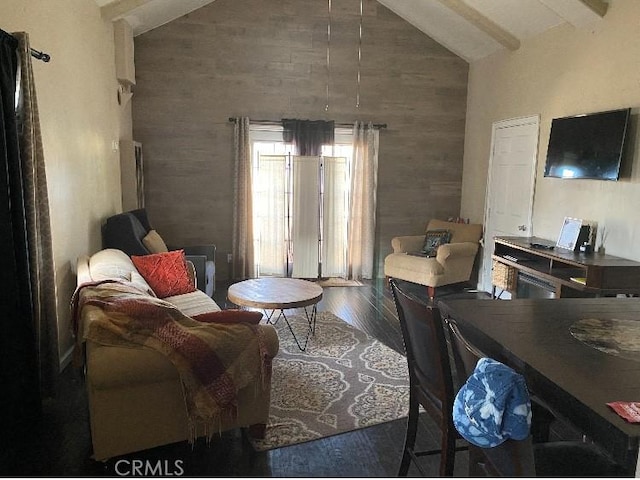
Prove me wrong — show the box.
[384,219,483,299]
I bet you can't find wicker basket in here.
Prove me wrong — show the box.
[492,260,518,291]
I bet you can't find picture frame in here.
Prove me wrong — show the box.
[556,217,583,250]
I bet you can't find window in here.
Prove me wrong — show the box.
[251,126,353,278]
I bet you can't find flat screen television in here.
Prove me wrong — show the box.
[543,108,630,180]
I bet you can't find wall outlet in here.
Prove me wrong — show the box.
[227,253,232,263]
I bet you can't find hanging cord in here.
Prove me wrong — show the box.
[325,0,332,112]
[356,0,363,108]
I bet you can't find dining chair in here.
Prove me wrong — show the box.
[445,316,628,477]
[389,278,467,476]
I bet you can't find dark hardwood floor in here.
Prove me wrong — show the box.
[1,279,576,477]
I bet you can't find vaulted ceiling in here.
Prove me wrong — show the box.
[95,0,609,63]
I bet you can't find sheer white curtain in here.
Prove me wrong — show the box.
[347,121,379,280]
[322,156,348,277]
[232,117,255,279]
[254,155,287,277]
[291,156,320,278]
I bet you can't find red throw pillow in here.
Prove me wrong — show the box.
[193,310,263,325]
[131,250,196,298]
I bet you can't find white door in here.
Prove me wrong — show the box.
[481,116,540,292]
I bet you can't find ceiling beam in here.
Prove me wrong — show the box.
[579,0,608,18]
[436,0,520,51]
[101,0,154,21]
[539,0,607,27]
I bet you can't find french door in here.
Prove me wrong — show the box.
[253,153,348,278]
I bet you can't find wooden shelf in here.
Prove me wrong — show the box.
[492,236,640,298]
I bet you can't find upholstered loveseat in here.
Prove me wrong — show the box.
[384,219,483,298]
[74,248,279,461]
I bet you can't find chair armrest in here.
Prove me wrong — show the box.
[391,235,424,253]
[179,244,216,262]
[185,254,206,292]
[185,260,197,288]
[76,255,92,285]
[436,242,479,263]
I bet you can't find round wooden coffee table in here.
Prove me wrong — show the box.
[227,278,323,351]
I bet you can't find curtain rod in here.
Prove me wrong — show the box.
[4,30,50,62]
[228,117,387,129]
[30,48,50,63]
[6,32,50,62]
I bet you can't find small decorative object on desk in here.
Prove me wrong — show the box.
[583,220,598,246]
[579,242,592,254]
[447,216,469,224]
[597,225,608,254]
[607,401,640,423]
[556,217,583,250]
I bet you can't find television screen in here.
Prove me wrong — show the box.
[543,108,630,180]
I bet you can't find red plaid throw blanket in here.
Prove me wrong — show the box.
[72,281,272,439]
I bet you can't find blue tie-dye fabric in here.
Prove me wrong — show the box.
[453,357,531,447]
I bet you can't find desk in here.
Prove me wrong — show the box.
[493,236,640,298]
[437,297,640,475]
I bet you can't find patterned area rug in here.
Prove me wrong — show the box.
[250,311,410,451]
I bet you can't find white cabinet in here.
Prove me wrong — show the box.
[114,19,136,86]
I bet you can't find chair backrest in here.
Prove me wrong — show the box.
[445,316,536,477]
[129,208,152,232]
[390,279,454,420]
[101,210,151,256]
[445,316,485,384]
[426,219,483,244]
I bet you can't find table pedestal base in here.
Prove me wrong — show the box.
[264,305,317,351]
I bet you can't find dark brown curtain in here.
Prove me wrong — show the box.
[14,32,59,398]
[232,117,255,279]
[282,119,335,156]
[0,28,41,452]
[0,32,58,460]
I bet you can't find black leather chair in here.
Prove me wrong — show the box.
[445,316,628,477]
[102,208,215,296]
[390,279,467,476]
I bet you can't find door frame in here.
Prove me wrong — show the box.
[481,115,540,292]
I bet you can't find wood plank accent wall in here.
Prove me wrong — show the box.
[132,0,468,280]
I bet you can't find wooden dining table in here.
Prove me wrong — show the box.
[437,297,640,476]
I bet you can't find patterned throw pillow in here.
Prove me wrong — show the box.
[421,229,451,257]
[131,250,196,298]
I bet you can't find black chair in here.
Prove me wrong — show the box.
[102,208,216,296]
[390,278,467,476]
[445,316,628,477]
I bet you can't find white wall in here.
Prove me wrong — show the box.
[0,0,124,366]
[462,0,640,260]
